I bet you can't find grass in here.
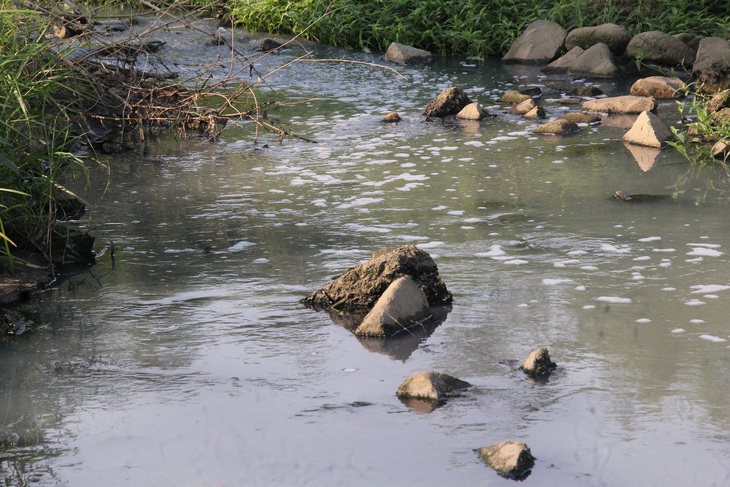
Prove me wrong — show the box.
[230,0,730,57]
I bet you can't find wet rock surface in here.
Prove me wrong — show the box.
[301,245,452,312]
[423,87,471,117]
[478,441,535,480]
[396,370,471,401]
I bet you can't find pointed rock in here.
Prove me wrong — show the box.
[355,276,430,337]
[455,102,490,120]
[542,46,584,73]
[568,43,619,78]
[520,347,557,377]
[523,106,546,119]
[502,20,566,64]
[511,98,536,115]
[396,370,471,401]
[622,111,673,148]
[478,441,535,479]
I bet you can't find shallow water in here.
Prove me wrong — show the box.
[3,18,730,487]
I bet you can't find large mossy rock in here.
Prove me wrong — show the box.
[565,23,632,54]
[301,245,452,312]
[625,31,696,67]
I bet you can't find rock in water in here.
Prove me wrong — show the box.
[355,276,430,337]
[622,111,673,148]
[300,245,452,312]
[384,42,433,65]
[520,347,557,377]
[396,370,471,400]
[423,87,471,117]
[478,441,535,479]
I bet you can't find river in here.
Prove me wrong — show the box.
[2,17,730,487]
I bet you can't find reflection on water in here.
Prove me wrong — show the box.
[3,21,730,487]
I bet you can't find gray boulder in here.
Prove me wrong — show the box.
[565,23,632,54]
[423,87,471,117]
[478,441,535,480]
[384,42,433,65]
[630,76,687,99]
[626,31,696,67]
[542,46,584,73]
[582,95,657,114]
[396,370,471,401]
[693,37,730,74]
[355,276,430,337]
[674,33,704,51]
[568,43,619,78]
[502,20,567,64]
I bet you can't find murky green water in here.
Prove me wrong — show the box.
[3,18,730,487]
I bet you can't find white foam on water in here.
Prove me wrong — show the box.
[164,248,196,254]
[461,226,475,230]
[417,241,445,249]
[633,256,651,261]
[582,305,596,310]
[653,248,676,253]
[699,334,727,343]
[464,141,484,147]
[671,328,686,333]
[690,285,730,294]
[690,319,705,324]
[432,205,448,211]
[228,241,256,252]
[575,285,587,291]
[684,299,706,306]
[636,318,652,323]
[504,259,529,265]
[543,278,573,285]
[475,245,508,259]
[600,243,631,253]
[688,242,721,248]
[638,236,662,242]
[581,265,599,271]
[336,197,384,209]
[662,287,677,291]
[687,247,723,257]
[252,258,270,264]
[595,296,632,304]
[554,259,581,267]
[343,223,392,233]
[517,303,529,308]
[447,210,465,216]
[567,250,588,256]
[311,198,327,207]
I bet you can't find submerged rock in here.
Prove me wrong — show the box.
[533,119,579,135]
[520,347,557,377]
[382,112,401,123]
[455,102,490,120]
[499,91,531,104]
[396,370,471,401]
[301,245,452,312]
[478,441,535,480]
[355,276,430,337]
[559,112,601,125]
[257,38,282,51]
[423,87,471,117]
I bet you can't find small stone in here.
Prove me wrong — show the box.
[499,91,531,104]
[559,112,601,124]
[520,347,557,377]
[396,370,471,401]
[511,98,536,114]
[478,441,535,479]
[533,119,579,135]
[382,112,401,123]
[523,106,546,119]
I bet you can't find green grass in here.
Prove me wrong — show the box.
[230,0,730,57]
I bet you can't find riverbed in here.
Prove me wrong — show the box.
[2,17,730,487]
